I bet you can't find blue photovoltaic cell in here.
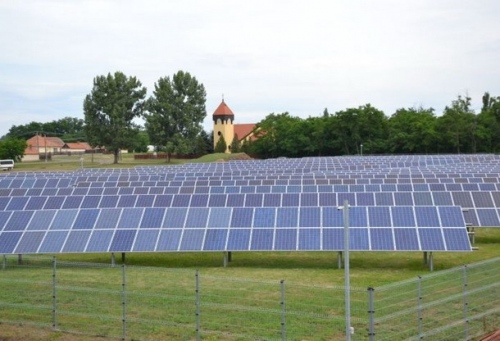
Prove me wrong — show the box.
[179,229,205,250]
[117,195,137,208]
[0,197,11,210]
[253,208,275,228]
[274,229,297,250]
[4,211,34,231]
[392,207,416,227]
[109,230,137,251]
[39,231,68,253]
[298,229,320,250]
[141,207,166,228]
[322,207,343,227]
[156,229,182,251]
[356,193,375,206]
[452,192,474,207]
[438,207,465,227]
[415,207,440,227]
[350,228,369,250]
[394,193,413,205]
[103,188,119,195]
[350,207,368,227]
[231,208,253,227]
[162,207,187,228]
[136,195,155,207]
[263,193,281,207]
[370,228,394,250]
[203,229,228,250]
[227,229,250,250]
[6,197,28,210]
[132,230,159,251]
[250,228,274,250]
[394,228,419,250]
[185,208,209,228]
[172,195,191,207]
[208,194,227,207]
[368,207,391,227]
[276,207,298,227]
[72,209,99,229]
[118,208,144,228]
[418,229,445,250]
[432,192,453,205]
[208,208,231,227]
[0,211,12,228]
[50,210,78,230]
[25,197,47,210]
[282,193,299,206]
[323,229,343,250]
[375,192,393,205]
[413,192,433,205]
[299,207,320,227]
[300,193,318,206]
[0,232,22,253]
[95,209,121,229]
[271,185,287,193]
[476,209,500,226]
[27,210,56,231]
[319,193,337,206]
[245,194,263,207]
[26,189,42,196]
[190,194,209,207]
[443,228,472,250]
[15,231,45,253]
[337,193,355,206]
[62,196,84,209]
[472,192,494,207]
[63,230,92,252]
[227,194,245,207]
[81,196,101,208]
[99,196,119,208]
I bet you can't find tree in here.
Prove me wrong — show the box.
[0,138,27,161]
[144,71,207,162]
[230,134,241,153]
[214,135,227,153]
[83,71,147,163]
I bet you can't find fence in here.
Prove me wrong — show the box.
[0,255,499,340]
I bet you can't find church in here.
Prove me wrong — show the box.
[212,99,257,153]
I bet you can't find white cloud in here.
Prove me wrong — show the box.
[1,0,499,137]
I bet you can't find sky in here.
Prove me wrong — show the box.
[1,0,499,138]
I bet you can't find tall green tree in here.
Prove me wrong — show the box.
[214,135,227,153]
[230,134,241,153]
[0,138,27,161]
[144,71,207,162]
[83,71,146,163]
[387,107,437,154]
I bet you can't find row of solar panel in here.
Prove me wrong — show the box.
[2,190,499,209]
[0,205,471,254]
[0,226,471,254]
[3,184,500,199]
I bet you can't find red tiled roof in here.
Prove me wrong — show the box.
[62,142,92,150]
[213,100,234,117]
[234,123,257,140]
[26,135,64,148]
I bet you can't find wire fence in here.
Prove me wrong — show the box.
[1,255,499,340]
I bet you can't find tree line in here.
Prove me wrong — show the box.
[1,69,499,161]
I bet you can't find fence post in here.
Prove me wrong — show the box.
[196,269,201,341]
[367,287,375,341]
[463,265,469,340]
[280,280,286,341]
[122,264,126,341]
[2,255,6,270]
[417,276,423,340]
[52,256,57,330]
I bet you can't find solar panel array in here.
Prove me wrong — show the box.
[3,154,499,255]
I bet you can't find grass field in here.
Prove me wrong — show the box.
[2,153,500,340]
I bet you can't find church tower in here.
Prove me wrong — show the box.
[213,98,234,153]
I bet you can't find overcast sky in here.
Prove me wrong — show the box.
[1,0,499,138]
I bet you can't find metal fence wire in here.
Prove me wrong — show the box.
[0,255,499,340]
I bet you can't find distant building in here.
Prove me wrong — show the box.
[61,142,92,154]
[212,99,257,153]
[23,134,65,161]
